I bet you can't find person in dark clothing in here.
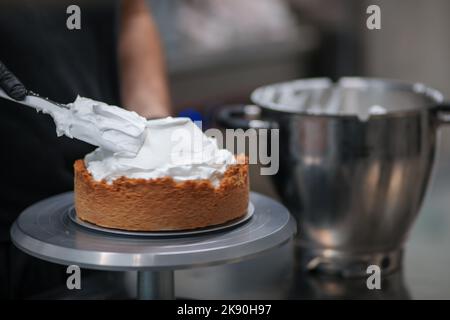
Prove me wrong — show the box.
[0,0,171,299]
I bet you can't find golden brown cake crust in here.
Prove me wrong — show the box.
[74,156,249,231]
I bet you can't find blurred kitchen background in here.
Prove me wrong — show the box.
[155,0,450,106]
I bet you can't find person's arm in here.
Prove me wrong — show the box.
[119,0,171,118]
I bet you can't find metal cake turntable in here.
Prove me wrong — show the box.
[11,192,296,299]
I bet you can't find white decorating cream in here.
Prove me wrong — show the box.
[41,96,147,155]
[84,117,236,185]
[33,96,236,185]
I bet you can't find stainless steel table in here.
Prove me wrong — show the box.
[10,192,296,300]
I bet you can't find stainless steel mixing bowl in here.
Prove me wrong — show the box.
[217,77,449,276]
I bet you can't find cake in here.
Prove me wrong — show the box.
[73,116,249,231]
[74,155,248,231]
[33,95,249,231]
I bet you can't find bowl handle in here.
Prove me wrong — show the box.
[431,103,450,126]
[216,104,277,129]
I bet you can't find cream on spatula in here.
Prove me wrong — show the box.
[0,88,147,156]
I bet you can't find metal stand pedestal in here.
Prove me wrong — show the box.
[11,192,296,300]
[138,270,174,300]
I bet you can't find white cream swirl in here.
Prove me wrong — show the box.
[23,95,147,155]
[37,96,235,185]
[84,117,236,185]
[57,96,147,155]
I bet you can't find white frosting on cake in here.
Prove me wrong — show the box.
[39,96,236,185]
[84,117,236,185]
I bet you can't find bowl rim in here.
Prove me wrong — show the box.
[250,77,444,120]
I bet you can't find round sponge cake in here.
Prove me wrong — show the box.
[73,155,249,231]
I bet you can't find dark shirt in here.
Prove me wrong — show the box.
[0,0,120,243]
[0,0,121,298]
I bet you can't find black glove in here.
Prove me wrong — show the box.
[0,60,27,100]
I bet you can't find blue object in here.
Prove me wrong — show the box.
[177,108,204,128]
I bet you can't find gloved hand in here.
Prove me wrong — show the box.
[0,60,27,100]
